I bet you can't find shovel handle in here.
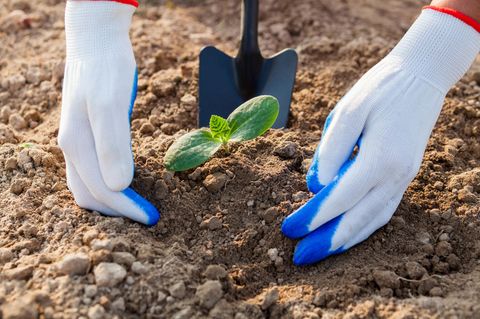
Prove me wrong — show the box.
[239,0,261,57]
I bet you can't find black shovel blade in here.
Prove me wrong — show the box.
[198,46,297,128]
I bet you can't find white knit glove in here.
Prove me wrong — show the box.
[282,7,480,265]
[58,0,159,225]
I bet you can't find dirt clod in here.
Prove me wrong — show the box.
[260,207,278,223]
[131,261,148,274]
[203,265,227,280]
[56,252,90,276]
[372,270,400,289]
[273,141,299,159]
[3,265,34,281]
[418,277,439,295]
[261,287,279,310]
[93,263,127,287]
[1,299,38,319]
[203,173,228,193]
[435,241,452,257]
[195,280,223,309]
[112,252,136,267]
[91,239,113,252]
[0,248,14,264]
[405,261,427,280]
[88,304,106,319]
[84,285,98,298]
[169,281,186,299]
[201,216,223,230]
[9,114,27,130]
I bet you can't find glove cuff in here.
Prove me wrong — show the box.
[386,7,480,92]
[104,0,138,8]
[65,1,135,62]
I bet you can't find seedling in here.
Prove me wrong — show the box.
[164,95,279,172]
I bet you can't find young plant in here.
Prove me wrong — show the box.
[164,95,279,172]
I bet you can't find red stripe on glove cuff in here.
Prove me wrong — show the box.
[424,5,480,33]
[78,0,139,8]
[110,0,138,7]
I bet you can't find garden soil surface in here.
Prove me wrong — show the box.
[1,0,480,318]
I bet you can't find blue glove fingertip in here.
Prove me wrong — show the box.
[123,187,160,226]
[281,215,310,239]
[282,181,337,239]
[292,214,344,265]
[306,162,325,193]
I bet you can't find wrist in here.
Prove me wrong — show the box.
[386,7,480,92]
[430,0,480,22]
[65,1,135,62]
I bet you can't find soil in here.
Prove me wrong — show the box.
[1,0,480,318]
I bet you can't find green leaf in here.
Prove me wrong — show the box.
[164,129,223,172]
[209,115,230,140]
[227,95,279,142]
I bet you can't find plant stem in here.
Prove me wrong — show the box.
[223,141,230,153]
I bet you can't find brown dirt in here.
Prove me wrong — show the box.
[1,0,480,318]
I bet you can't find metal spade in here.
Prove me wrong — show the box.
[198,0,298,128]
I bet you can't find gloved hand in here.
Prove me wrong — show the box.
[58,0,159,225]
[282,7,480,265]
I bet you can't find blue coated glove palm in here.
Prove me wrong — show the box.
[58,1,159,225]
[281,7,480,265]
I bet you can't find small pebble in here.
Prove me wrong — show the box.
[4,157,17,170]
[433,181,444,190]
[273,141,298,159]
[260,207,278,223]
[438,233,449,242]
[180,93,196,106]
[84,285,98,298]
[267,248,279,262]
[169,281,186,299]
[292,191,308,202]
[91,239,113,251]
[88,304,106,319]
[94,263,127,287]
[57,252,90,276]
[188,167,202,181]
[111,298,125,312]
[416,231,432,244]
[203,173,228,192]
[131,261,148,275]
[157,291,167,302]
[9,113,27,130]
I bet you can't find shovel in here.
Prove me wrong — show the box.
[198,0,298,128]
